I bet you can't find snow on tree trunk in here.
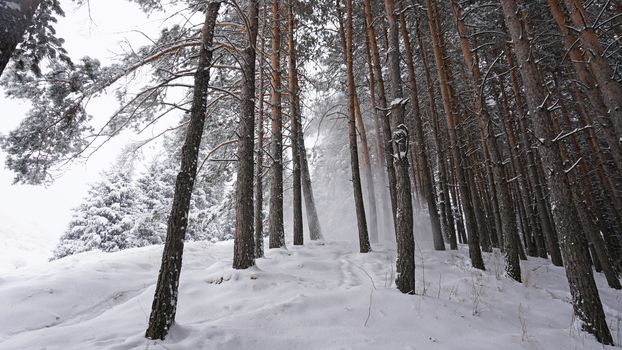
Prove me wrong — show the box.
[363,0,398,230]
[398,6,444,252]
[233,0,259,269]
[385,0,415,293]
[268,0,285,249]
[254,2,268,258]
[287,0,304,246]
[0,0,40,76]
[414,22,458,250]
[450,0,520,281]
[145,2,221,340]
[423,0,485,270]
[337,0,371,254]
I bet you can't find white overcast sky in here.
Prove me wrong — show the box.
[0,0,171,267]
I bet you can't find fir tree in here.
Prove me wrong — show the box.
[53,161,137,259]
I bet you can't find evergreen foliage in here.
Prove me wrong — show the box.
[53,132,236,260]
[53,162,137,259]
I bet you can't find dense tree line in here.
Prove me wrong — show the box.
[1,0,621,344]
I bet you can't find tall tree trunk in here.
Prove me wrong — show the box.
[415,21,457,250]
[571,80,622,270]
[0,0,41,76]
[398,8,444,251]
[268,0,285,249]
[552,75,621,290]
[363,21,392,235]
[494,77,540,258]
[254,1,268,258]
[452,176,469,245]
[233,0,260,269]
[363,31,386,170]
[353,93,379,242]
[450,0,519,280]
[337,0,371,253]
[287,0,303,246]
[363,0,398,229]
[299,124,324,240]
[500,0,612,344]
[463,146,492,254]
[145,2,221,340]
[384,0,415,293]
[547,0,622,170]
[423,0,485,270]
[504,46,562,264]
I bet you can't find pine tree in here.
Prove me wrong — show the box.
[500,0,613,343]
[53,162,137,259]
[233,0,259,269]
[287,0,304,246]
[397,4,444,251]
[268,0,286,249]
[254,1,268,258]
[363,0,398,229]
[145,2,221,340]
[422,0,485,270]
[336,0,371,254]
[384,0,415,293]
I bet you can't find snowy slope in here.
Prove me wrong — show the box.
[0,215,58,272]
[0,237,620,350]
[0,153,82,273]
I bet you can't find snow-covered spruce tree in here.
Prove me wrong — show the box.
[52,132,237,260]
[131,158,175,247]
[132,154,235,248]
[52,160,137,259]
[3,0,242,263]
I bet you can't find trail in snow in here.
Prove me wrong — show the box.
[0,237,620,350]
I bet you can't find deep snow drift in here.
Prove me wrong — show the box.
[0,236,620,349]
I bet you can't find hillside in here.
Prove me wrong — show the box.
[0,215,58,272]
[0,235,620,350]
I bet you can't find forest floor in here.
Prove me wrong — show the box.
[0,235,621,349]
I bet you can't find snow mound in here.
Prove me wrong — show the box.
[0,239,620,349]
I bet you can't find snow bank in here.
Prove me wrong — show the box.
[0,217,57,272]
[0,237,620,349]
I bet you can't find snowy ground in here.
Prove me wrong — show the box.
[0,236,621,349]
[0,215,59,272]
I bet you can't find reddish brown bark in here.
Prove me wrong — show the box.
[287,0,303,246]
[268,0,285,249]
[337,0,371,253]
[501,0,612,343]
[423,0,484,269]
[398,7,444,251]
